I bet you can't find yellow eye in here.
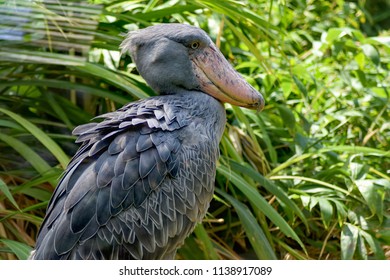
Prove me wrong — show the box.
[191,41,200,49]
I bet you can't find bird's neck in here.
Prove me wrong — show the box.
[176,91,226,143]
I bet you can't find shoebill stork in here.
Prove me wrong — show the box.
[30,23,264,260]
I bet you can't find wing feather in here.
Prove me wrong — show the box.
[32,95,222,260]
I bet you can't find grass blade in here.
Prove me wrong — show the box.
[0,108,69,169]
[193,224,219,260]
[0,179,20,210]
[218,165,306,252]
[0,79,131,105]
[0,239,32,260]
[270,175,365,204]
[319,146,390,157]
[74,63,150,100]
[229,160,308,228]
[215,188,277,259]
[0,133,52,176]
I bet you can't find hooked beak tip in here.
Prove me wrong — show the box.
[244,94,265,111]
[193,44,265,111]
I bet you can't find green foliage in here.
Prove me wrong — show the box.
[0,0,389,260]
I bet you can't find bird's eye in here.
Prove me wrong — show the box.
[190,41,200,49]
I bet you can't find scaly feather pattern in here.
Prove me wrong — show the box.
[31,92,226,259]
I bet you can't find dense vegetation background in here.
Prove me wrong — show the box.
[0,0,389,260]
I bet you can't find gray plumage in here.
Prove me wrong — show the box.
[30,23,263,260]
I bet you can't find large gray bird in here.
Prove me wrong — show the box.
[30,24,264,260]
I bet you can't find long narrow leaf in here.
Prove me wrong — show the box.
[215,188,277,259]
[0,79,130,105]
[0,133,52,175]
[270,175,365,203]
[0,108,69,169]
[0,239,32,260]
[0,179,19,210]
[218,165,306,252]
[319,146,390,157]
[194,224,219,260]
[229,160,308,228]
[225,19,271,73]
[74,63,150,100]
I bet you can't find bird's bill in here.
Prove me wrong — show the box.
[191,44,264,110]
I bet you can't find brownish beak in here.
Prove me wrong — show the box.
[191,44,264,110]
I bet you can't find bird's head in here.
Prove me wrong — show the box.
[120,24,264,110]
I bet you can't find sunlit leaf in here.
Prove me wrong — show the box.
[360,230,386,260]
[355,179,384,222]
[292,75,308,100]
[341,223,358,260]
[360,44,380,65]
[325,28,344,43]
[318,198,333,229]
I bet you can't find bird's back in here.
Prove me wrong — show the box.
[31,93,225,259]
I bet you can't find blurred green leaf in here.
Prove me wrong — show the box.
[0,133,52,176]
[318,198,333,229]
[292,75,308,100]
[193,224,219,260]
[0,179,20,210]
[276,104,296,132]
[341,223,359,260]
[74,63,150,100]
[360,44,380,65]
[360,230,386,259]
[355,179,384,222]
[0,239,32,260]
[326,28,344,43]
